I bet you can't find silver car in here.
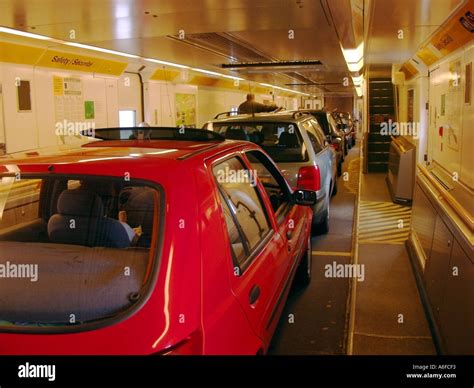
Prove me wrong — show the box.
[204,111,337,234]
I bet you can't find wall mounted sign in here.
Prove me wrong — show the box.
[17,80,32,112]
[84,101,95,119]
[175,93,196,127]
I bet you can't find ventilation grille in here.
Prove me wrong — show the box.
[167,32,274,62]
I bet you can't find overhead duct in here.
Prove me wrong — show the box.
[221,60,324,72]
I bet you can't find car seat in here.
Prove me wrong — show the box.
[225,127,249,141]
[77,180,120,218]
[48,190,130,248]
[119,187,156,247]
[278,131,300,147]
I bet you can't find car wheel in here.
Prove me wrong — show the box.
[331,178,338,197]
[337,161,342,177]
[295,234,312,287]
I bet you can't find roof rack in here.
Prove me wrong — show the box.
[80,127,225,142]
[292,111,312,119]
[214,107,287,119]
[214,111,240,119]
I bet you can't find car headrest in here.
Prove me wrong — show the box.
[57,190,104,217]
[278,132,299,147]
[119,187,155,234]
[248,131,264,144]
[225,128,249,141]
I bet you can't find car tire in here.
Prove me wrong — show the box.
[295,235,312,287]
[337,161,342,177]
[331,178,338,197]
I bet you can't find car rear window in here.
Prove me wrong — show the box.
[0,174,160,332]
[212,122,309,163]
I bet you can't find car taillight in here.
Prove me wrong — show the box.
[155,330,203,355]
[297,166,320,191]
[331,143,340,152]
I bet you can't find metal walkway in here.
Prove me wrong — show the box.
[358,200,412,244]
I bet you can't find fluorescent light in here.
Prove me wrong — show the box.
[341,42,364,73]
[191,67,243,81]
[0,26,51,40]
[0,26,142,59]
[341,42,364,63]
[64,42,140,58]
[220,74,244,81]
[347,57,364,72]
[0,26,310,96]
[257,82,310,96]
[352,75,364,85]
[145,58,189,69]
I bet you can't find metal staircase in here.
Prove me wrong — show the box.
[367,78,395,172]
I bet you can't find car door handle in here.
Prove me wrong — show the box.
[249,285,261,305]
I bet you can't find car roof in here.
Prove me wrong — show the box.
[209,111,313,124]
[0,139,252,167]
[299,110,327,116]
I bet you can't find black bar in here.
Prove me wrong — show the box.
[0,356,472,386]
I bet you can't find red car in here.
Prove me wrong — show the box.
[0,127,315,355]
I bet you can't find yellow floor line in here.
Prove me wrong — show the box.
[359,202,402,209]
[359,228,410,240]
[359,217,411,226]
[359,209,412,217]
[358,240,405,245]
[359,202,408,207]
[354,332,432,340]
[312,251,352,257]
[347,148,362,355]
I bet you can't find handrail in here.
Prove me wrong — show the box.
[363,76,370,173]
[394,83,399,123]
[417,163,474,232]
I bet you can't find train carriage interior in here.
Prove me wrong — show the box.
[0,0,472,380]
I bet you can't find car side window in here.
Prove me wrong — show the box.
[309,119,328,146]
[301,120,323,154]
[245,150,293,224]
[213,157,271,268]
[328,114,338,133]
[218,192,247,263]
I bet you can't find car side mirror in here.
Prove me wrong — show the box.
[294,189,317,206]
